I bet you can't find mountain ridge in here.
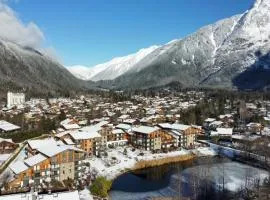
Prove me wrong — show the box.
[67,45,160,81]
[95,0,270,90]
[0,38,94,97]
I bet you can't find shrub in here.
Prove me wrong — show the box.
[90,176,112,198]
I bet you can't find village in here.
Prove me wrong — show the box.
[0,90,269,199]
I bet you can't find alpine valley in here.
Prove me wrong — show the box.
[69,0,270,91]
[0,0,270,93]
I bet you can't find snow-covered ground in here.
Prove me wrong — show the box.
[79,188,93,200]
[192,147,217,157]
[86,147,196,180]
[86,146,216,180]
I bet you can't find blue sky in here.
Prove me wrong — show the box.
[6,0,254,66]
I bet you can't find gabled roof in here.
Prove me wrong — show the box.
[69,131,101,140]
[158,123,172,129]
[24,153,47,167]
[79,121,108,133]
[204,118,216,122]
[112,129,124,134]
[0,138,14,144]
[170,124,191,131]
[123,119,137,124]
[0,120,20,132]
[116,123,131,130]
[9,161,29,174]
[27,138,63,150]
[158,123,191,131]
[216,128,233,136]
[62,123,80,130]
[37,145,83,157]
[132,126,160,134]
[63,138,75,145]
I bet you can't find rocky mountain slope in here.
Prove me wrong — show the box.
[0,38,93,96]
[97,0,270,90]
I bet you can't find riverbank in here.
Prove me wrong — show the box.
[86,146,216,180]
[133,153,195,170]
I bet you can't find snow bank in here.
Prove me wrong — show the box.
[87,147,191,180]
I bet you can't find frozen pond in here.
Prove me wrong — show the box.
[109,158,269,200]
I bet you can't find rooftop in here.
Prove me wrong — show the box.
[0,120,20,132]
[9,161,29,174]
[24,153,47,167]
[132,126,160,134]
[69,131,101,140]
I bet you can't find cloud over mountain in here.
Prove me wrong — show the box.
[0,2,44,48]
[0,1,58,60]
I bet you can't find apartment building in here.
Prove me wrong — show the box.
[0,138,18,154]
[68,131,101,157]
[158,123,197,149]
[131,126,162,151]
[8,140,85,189]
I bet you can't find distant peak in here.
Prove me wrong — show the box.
[252,0,270,10]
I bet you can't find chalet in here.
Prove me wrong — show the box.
[158,123,197,149]
[60,118,80,130]
[246,122,262,134]
[117,114,130,122]
[8,143,85,188]
[80,121,110,154]
[123,118,138,125]
[68,131,101,157]
[0,138,18,154]
[209,121,224,130]
[203,118,216,128]
[26,138,64,157]
[210,128,233,137]
[107,129,128,148]
[131,126,162,151]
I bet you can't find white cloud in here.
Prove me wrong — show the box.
[40,46,62,63]
[0,2,44,48]
[0,1,60,62]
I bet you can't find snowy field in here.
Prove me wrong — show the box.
[109,161,269,200]
[79,188,93,200]
[86,146,215,180]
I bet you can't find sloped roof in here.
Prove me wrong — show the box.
[9,161,29,174]
[132,126,160,134]
[69,131,101,140]
[0,120,20,132]
[24,153,47,167]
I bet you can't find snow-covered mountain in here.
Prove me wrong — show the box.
[98,0,270,90]
[68,45,160,81]
[67,65,106,81]
[0,38,92,96]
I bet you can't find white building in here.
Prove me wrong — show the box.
[7,92,25,108]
